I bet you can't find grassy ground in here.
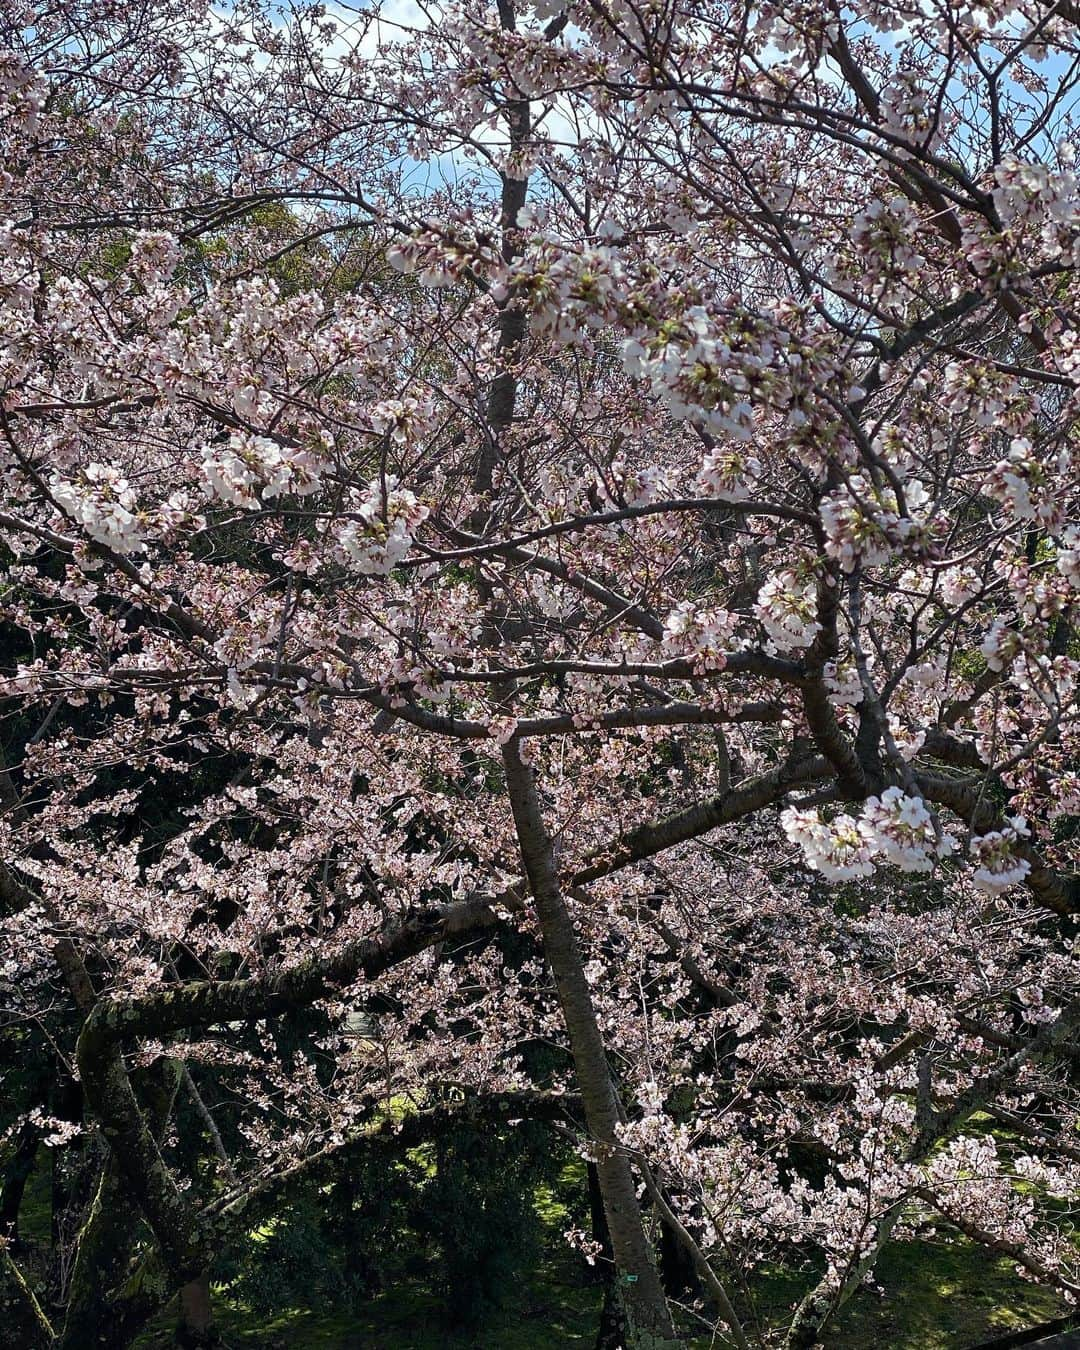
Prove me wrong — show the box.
[20,1147,1070,1348]
[130,1234,1068,1349]
[139,1276,602,1349]
[797,1241,1065,1348]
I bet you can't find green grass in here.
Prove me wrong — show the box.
[137,1257,602,1349]
[18,1146,1070,1349]
[130,1234,1068,1350]
[829,1240,1065,1348]
[709,1239,1066,1349]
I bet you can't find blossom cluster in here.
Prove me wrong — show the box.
[662,601,738,670]
[0,50,44,133]
[333,476,430,576]
[823,659,863,707]
[781,806,875,881]
[969,818,1032,897]
[821,476,934,572]
[128,231,183,285]
[754,567,821,652]
[201,432,326,509]
[783,791,956,882]
[51,463,144,554]
[859,788,956,873]
[984,438,1066,528]
[696,446,762,501]
[992,156,1080,266]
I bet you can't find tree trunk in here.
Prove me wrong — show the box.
[659,1216,698,1301]
[176,1274,215,1348]
[502,744,681,1348]
[0,1118,38,1245]
[59,1159,158,1350]
[596,1283,627,1350]
[59,1060,184,1350]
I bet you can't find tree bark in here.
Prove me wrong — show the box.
[60,1060,183,1350]
[176,1273,215,1348]
[0,1118,38,1246]
[588,1162,623,1349]
[502,742,681,1348]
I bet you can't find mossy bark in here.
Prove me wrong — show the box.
[58,1162,167,1350]
[60,1060,183,1350]
[75,1026,200,1286]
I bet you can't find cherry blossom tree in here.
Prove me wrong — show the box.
[1,0,1079,1347]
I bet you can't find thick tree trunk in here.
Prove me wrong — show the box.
[176,1274,215,1348]
[59,1060,184,1350]
[502,744,681,1348]
[659,1217,698,1301]
[596,1284,627,1350]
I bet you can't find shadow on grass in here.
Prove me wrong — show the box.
[137,1260,603,1350]
[134,1237,1066,1350]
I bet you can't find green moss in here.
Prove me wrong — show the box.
[534,1156,586,1228]
[834,1239,1065,1347]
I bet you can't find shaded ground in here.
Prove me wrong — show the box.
[19,1144,1071,1348]
[131,1236,1068,1349]
[823,1241,1067,1349]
